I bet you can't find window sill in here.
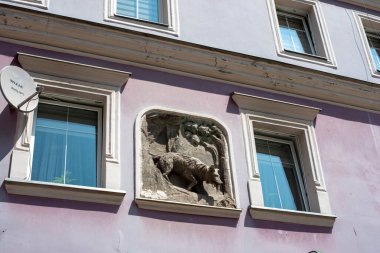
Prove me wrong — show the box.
[4,178,126,205]
[114,14,169,27]
[279,50,336,68]
[135,197,242,218]
[249,206,336,227]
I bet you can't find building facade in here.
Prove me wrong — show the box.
[0,0,379,252]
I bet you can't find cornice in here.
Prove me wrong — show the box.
[0,5,380,111]
[339,0,380,12]
[18,52,131,88]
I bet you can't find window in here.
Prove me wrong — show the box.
[232,92,336,227]
[354,11,380,77]
[106,0,178,35]
[116,0,162,23]
[2,0,48,9]
[366,32,380,71]
[277,12,315,55]
[31,101,101,188]
[5,53,131,205]
[267,0,336,66]
[255,135,308,211]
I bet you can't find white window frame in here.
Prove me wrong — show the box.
[1,0,48,9]
[105,0,179,36]
[254,134,310,211]
[353,11,380,78]
[232,92,336,227]
[4,53,131,205]
[266,0,336,67]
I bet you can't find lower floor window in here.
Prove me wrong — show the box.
[255,135,308,211]
[31,101,102,187]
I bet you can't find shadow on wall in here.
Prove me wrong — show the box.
[127,201,239,228]
[0,105,17,162]
[0,181,121,214]
[243,210,333,234]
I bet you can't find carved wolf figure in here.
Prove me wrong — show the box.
[152,152,223,191]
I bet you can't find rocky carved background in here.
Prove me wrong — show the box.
[139,110,236,208]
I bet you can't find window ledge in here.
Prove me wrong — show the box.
[4,178,126,205]
[249,206,336,227]
[135,197,242,218]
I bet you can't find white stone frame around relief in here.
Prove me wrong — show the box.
[134,106,242,218]
[232,92,336,227]
[4,52,131,205]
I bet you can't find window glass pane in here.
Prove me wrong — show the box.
[280,27,295,51]
[117,0,159,23]
[278,13,314,55]
[277,15,287,27]
[295,30,313,54]
[32,103,98,187]
[286,16,304,31]
[367,35,380,71]
[255,138,305,211]
[258,160,282,208]
[117,0,137,19]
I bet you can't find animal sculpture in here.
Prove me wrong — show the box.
[152,152,223,191]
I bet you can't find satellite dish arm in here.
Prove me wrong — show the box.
[17,86,44,109]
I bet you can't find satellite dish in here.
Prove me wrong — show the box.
[0,66,42,112]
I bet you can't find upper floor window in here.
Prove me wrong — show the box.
[354,11,380,78]
[277,12,315,56]
[2,0,48,9]
[266,0,336,67]
[366,32,380,71]
[106,0,179,36]
[116,0,162,23]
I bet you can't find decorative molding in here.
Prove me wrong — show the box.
[105,0,179,36]
[250,206,336,227]
[339,0,380,12]
[18,53,131,88]
[135,106,241,217]
[0,6,380,111]
[352,11,380,78]
[266,0,337,67]
[5,178,126,205]
[8,53,128,192]
[136,198,242,218]
[236,93,333,221]
[232,92,321,122]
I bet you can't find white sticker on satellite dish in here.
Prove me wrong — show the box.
[0,66,39,112]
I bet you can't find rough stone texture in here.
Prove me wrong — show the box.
[140,110,236,208]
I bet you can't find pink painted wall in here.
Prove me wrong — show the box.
[0,41,379,253]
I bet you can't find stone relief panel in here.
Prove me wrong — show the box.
[139,109,237,208]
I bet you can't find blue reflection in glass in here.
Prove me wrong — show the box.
[32,104,98,187]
